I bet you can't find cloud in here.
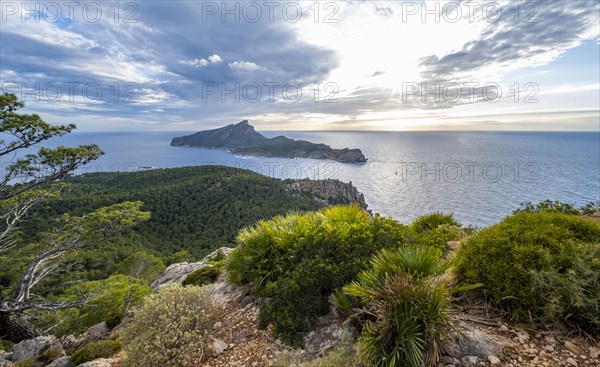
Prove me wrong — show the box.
[208,54,222,64]
[419,0,599,79]
[184,54,222,68]
[0,0,597,131]
[228,61,265,72]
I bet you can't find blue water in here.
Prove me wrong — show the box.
[3,131,599,227]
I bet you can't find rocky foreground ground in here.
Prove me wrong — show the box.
[2,247,599,367]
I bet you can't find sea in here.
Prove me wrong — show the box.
[5,130,599,227]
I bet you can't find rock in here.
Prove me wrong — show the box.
[289,180,368,211]
[47,356,72,367]
[487,355,501,364]
[545,345,554,352]
[11,336,66,366]
[566,357,578,366]
[589,346,600,359]
[500,324,509,332]
[443,321,511,359]
[151,247,233,288]
[564,340,584,355]
[462,355,479,367]
[211,338,228,356]
[544,336,556,344]
[62,322,109,354]
[77,358,119,367]
[303,319,343,356]
[440,355,459,364]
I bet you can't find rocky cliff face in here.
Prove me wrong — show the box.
[288,179,368,211]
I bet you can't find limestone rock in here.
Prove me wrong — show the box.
[487,355,501,364]
[462,355,479,367]
[303,319,343,356]
[47,356,72,367]
[76,358,119,367]
[11,335,66,366]
[151,247,233,288]
[443,321,511,359]
[62,322,109,354]
[210,338,228,356]
[289,179,368,211]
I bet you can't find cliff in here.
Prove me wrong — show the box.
[171,121,367,163]
[288,179,368,211]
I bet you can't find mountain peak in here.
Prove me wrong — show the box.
[237,120,250,126]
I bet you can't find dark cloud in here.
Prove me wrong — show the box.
[0,1,338,125]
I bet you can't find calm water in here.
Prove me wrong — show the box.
[5,131,599,227]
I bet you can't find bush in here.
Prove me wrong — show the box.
[182,266,221,286]
[343,246,456,367]
[116,251,165,284]
[226,205,413,345]
[120,284,221,367]
[455,211,600,333]
[411,212,459,233]
[71,340,122,365]
[411,213,463,251]
[36,274,152,336]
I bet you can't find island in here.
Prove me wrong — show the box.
[170,120,367,163]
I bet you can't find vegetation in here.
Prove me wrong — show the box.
[455,211,600,333]
[342,246,457,367]
[37,274,152,336]
[0,93,152,343]
[515,199,600,216]
[226,205,415,345]
[411,212,459,233]
[182,266,222,287]
[71,339,122,365]
[24,166,324,259]
[275,328,364,367]
[121,285,221,367]
[116,251,166,284]
[410,213,464,251]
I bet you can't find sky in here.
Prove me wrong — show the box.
[1,0,599,131]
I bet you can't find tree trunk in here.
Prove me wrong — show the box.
[0,311,43,343]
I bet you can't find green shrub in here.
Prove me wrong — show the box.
[410,213,464,251]
[226,205,413,346]
[514,200,582,215]
[36,274,152,336]
[455,211,600,333]
[71,339,122,365]
[343,246,457,367]
[116,251,165,284]
[121,284,221,367]
[411,212,459,233]
[181,266,222,286]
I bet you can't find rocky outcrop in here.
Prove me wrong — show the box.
[10,335,66,367]
[61,322,109,355]
[441,320,513,366]
[289,179,368,211]
[171,120,367,163]
[151,247,234,289]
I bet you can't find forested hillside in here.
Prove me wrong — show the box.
[25,166,324,258]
